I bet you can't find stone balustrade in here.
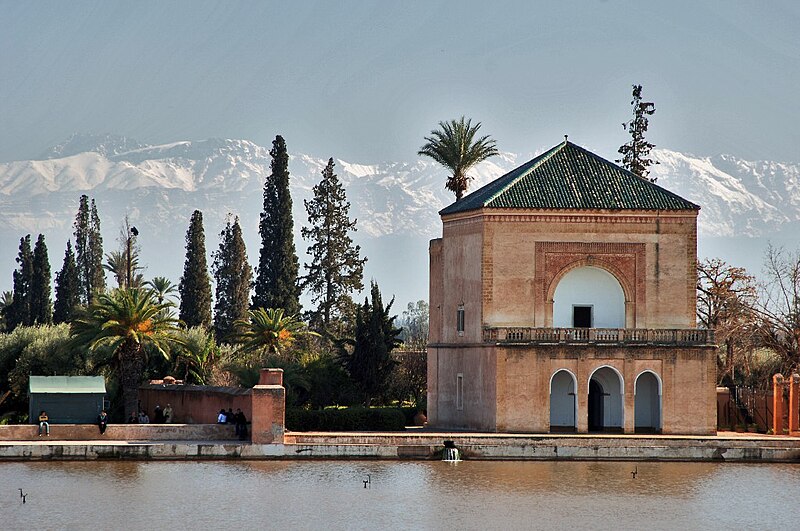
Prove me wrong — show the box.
[482,327,715,346]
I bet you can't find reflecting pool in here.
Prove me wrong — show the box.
[2,460,799,530]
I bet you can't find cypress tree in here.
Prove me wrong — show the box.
[339,281,402,405]
[54,240,80,324]
[7,235,33,330]
[301,158,367,331]
[617,84,659,182]
[74,195,105,304]
[253,135,301,315]
[212,216,252,341]
[74,195,91,304]
[88,199,106,297]
[30,234,53,324]
[179,210,213,328]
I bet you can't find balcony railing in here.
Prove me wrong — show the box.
[482,327,715,346]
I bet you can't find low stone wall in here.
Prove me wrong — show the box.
[139,384,252,424]
[0,423,237,441]
[1,432,800,462]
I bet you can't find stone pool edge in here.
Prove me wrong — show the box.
[2,433,800,462]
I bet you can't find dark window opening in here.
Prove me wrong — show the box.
[573,305,592,328]
[457,306,465,336]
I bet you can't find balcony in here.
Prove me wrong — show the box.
[482,327,715,346]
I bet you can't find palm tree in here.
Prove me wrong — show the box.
[145,276,178,305]
[104,250,144,288]
[0,290,12,331]
[234,308,318,363]
[418,116,499,201]
[173,326,217,384]
[70,288,182,418]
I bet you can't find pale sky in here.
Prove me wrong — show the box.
[1,1,798,164]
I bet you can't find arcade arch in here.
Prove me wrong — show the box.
[634,370,662,432]
[588,366,624,431]
[549,369,577,432]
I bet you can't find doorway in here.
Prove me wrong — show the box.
[588,379,604,431]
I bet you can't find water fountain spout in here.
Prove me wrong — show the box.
[442,440,460,462]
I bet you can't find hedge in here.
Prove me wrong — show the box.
[286,407,407,432]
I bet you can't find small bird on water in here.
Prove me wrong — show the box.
[363,474,371,489]
[631,466,638,479]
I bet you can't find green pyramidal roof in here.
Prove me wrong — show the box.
[439,140,699,216]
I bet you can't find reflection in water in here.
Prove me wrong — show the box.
[2,460,799,530]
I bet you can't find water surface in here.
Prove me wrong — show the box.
[2,460,799,530]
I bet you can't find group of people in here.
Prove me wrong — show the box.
[127,404,174,424]
[217,408,248,440]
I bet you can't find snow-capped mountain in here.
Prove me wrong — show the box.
[0,136,796,307]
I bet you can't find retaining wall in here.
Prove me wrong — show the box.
[0,423,237,441]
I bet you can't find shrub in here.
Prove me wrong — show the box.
[286,407,406,432]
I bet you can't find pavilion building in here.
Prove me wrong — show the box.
[427,139,716,434]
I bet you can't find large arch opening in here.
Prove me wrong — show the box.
[588,366,623,432]
[549,370,577,432]
[634,371,662,433]
[552,266,625,328]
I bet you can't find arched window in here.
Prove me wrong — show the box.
[553,267,625,328]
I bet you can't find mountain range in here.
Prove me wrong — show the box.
[1,133,797,309]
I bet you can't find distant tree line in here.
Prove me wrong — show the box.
[0,135,427,423]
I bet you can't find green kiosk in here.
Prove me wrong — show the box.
[28,376,107,424]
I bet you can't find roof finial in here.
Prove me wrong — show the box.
[564,134,568,144]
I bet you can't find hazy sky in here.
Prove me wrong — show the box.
[1,1,799,164]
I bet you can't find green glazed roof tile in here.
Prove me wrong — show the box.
[440,141,699,215]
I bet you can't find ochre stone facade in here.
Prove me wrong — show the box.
[428,207,716,435]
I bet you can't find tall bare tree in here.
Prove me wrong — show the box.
[697,258,757,385]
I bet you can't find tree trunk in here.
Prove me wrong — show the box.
[120,340,145,420]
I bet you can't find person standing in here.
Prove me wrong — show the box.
[235,409,248,441]
[163,404,174,423]
[217,409,227,424]
[38,410,50,436]
[153,405,164,424]
[98,410,109,435]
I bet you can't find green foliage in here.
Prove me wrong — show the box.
[418,116,499,200]
[339,282,402,405]
[145,276,177,305]
[70,287,183,418]
[212,216,253,342]
[301,158,367,332]
[30,234,52,325]
[73,195,105,304]
[293,352,359,409]
[179,210,213,329]
[286,406,406,432]
[617,84,658,182]
[0,324,83,415]
[386,350,427,407]
[54,241,80,324]
[234,308,318,363]
[171,326,217,384]
[0,291,11,332]
[253,135,301,315]
[7,235,33,330]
